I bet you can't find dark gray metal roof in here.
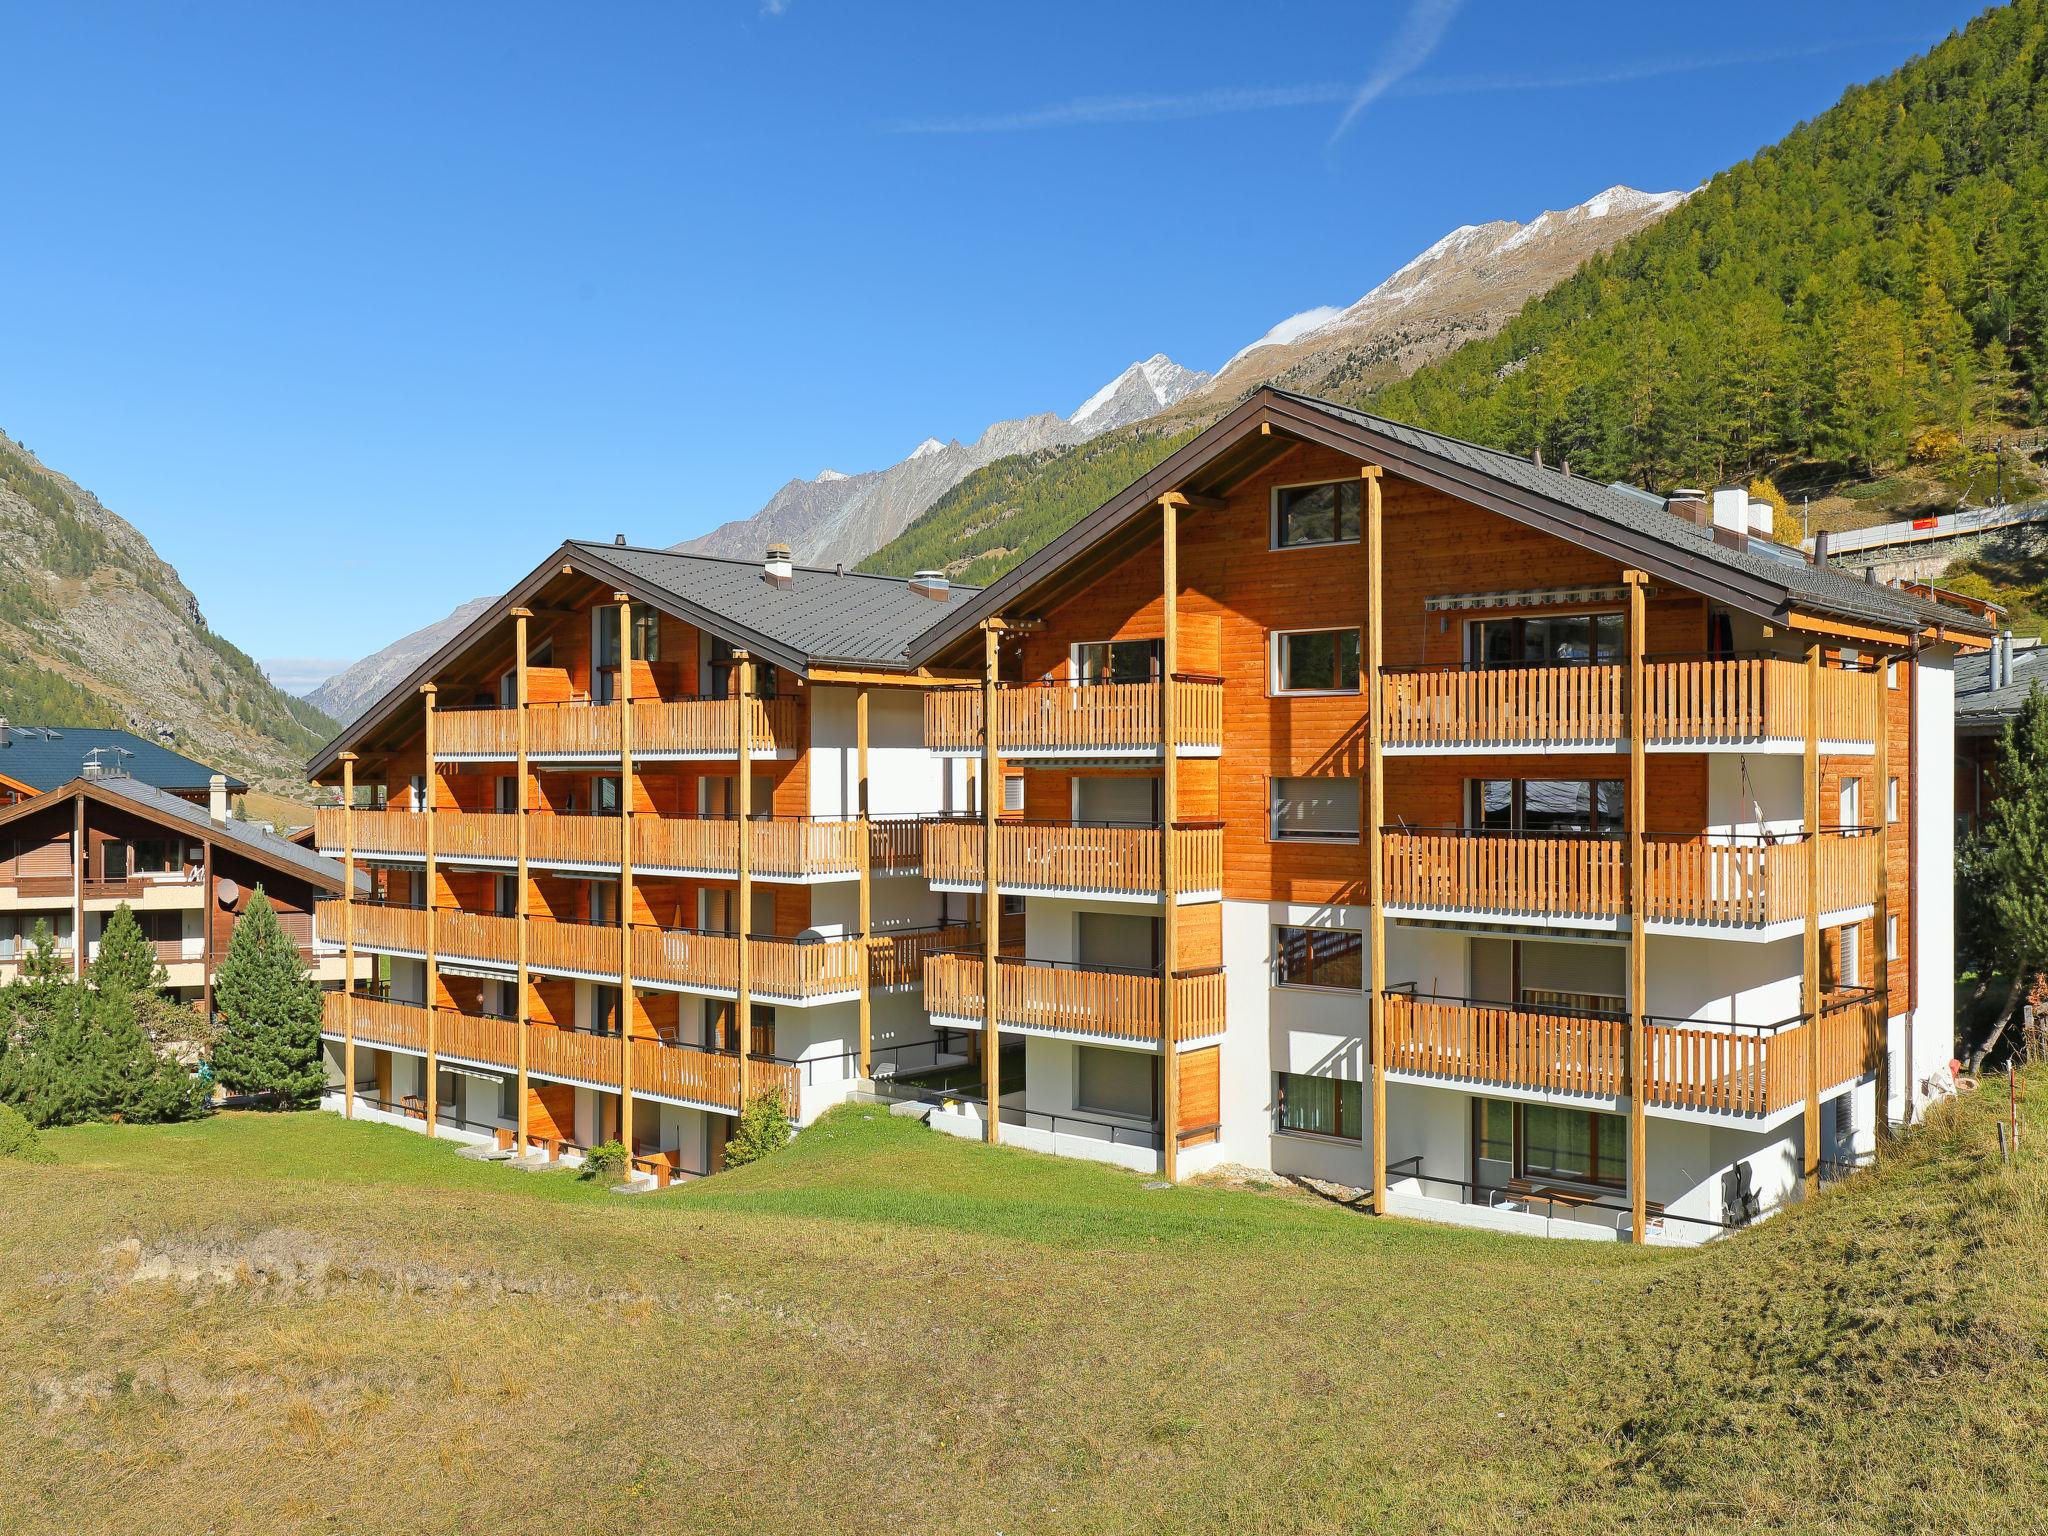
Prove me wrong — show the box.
[1957,643,2048,728]
[564,542,980,672]
[0,726,245,795]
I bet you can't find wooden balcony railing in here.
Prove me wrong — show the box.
[924,677,1225,756]
[922,819,1224,898]
[1377,656,1883,749]
[922,951,1225,1046]
[432,695,805,759]
[869,816,927,873]
[321,991,802,1114]
[1384,829,1880,926]
[869,923,981,989]
[1383,989,1884,1116]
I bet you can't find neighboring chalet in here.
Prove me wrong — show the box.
[0,722,247,807]
[0,770,361,1009]
[308,390,1991,1243]
[1955,629,2044,833]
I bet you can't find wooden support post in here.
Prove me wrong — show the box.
[200,837,213,1023]
[1806,642,1828,1167]
[616,595,636,1158]
[856,684,872,1079]
[1873,654,1891,1144]
[1624,570,1649,1244]
[981,621,1001,1144]
[513,609,532,1156]
[1364,466,1388,1216]
[341,752,358,1120]
[71,793,84,980]
[736,649,754,1110]
[1159,495,1181,1180]
[422,682,439,1138]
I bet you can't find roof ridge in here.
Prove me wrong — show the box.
[567,539,982,591]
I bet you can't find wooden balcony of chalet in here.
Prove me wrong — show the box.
[923,677,1224,760]
[318,807,867,882]
[1380,826,1882,932]
[867,922,981,989]
[921,951,1224,1049]
[320,991,801,1116]
[324,899,865,1004]
[431,694,804,763]
[922,817,1224,902]
[1380,988,1885,1119]
[1377,653,1882,755]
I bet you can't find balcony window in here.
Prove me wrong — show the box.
[1520,1104,1625,1187]
[1076,1045,1156,1120]
[101,843,128,881]
[1072,638,1160,685]
[1469,778,1622,835]
[1269,776,1360,842]
[1272,479,1361,549]
[133,838,179,874]
[1272,628,1361,695]
[708,999,776,1057]
[1276,1071,1362,1140]
[1273,925,1362,990]
[1471,611,1623,668]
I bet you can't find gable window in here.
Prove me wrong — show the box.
[1269,776,1360,842]
[1471,612,1623,668]
[1272,479,1362,549]
[1276,1072,1363,1140]
[1272,628,1362,695]
[1469,779,1623,835]
[1072,639,1160,685]
[1274,925,1362,990]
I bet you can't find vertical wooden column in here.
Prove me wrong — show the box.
[513,609,532,1155]
[341,752,358,1120]
[71,793,84,979]
[1872,654,1891,1143]
[1364,466,1388,1215]
[980,621,1001,1143]
[736,650,755,1108]
[1802,640,1822,1193]
[615,595,636,1156]
[421,682,439,1137]
[200,838,214,1021]
[856,684,873,1078]
[1623,570,1649,1244]
[1159,494,1182,1181]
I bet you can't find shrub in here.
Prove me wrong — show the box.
[1909,426,1964,464]
[723,1087,792,1168]
[579,1139,627,1183]
[0,1101,53,1164]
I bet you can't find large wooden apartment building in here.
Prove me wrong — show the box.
[310,389,1987,1240]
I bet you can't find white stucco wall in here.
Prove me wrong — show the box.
[1909,644,1957,1118]
[807,686,972,819]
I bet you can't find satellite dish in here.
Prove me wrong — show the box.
[216,878,241,908]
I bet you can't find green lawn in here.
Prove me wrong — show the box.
[7,1088,2048,1535]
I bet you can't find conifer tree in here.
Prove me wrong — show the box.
[209,887,324,1106]
[89,903,165,995]
[1963,685,2048,1068]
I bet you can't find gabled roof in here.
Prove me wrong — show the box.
[306,541,980,778]
[0,775,344,891]
[903,388,1995,665]
[0,726,244,796]
[1956,642,2048,732]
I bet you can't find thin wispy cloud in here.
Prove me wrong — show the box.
[885,35,1902,137]
[1329,0,1466,144]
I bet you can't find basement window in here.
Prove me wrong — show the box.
[1276,1072,1362,1141]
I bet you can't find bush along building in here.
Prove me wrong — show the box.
[309,390,1987,1240]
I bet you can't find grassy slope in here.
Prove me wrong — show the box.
[7,1089,2048,1535]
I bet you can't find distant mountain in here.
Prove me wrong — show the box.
[862,185,1686,585]
[305,594,496,726]
[0,432,338,795]
[668,353,1210,570]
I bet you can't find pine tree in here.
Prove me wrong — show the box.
[209,887,324,1106]
[89,903,165,996]
[1962,684,2048,1067]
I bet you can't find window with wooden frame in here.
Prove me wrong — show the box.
[1888,776,1900,823]
[707,999,776,1058]
[1275,1071,1363,1140]
[1273,924,1363,990]
[1071,638,1160,685]
[1271,479,1362,550]
[1271,627,1362,695]
[1269,776,1360,842]
[1468,779,1623,835]
[1469,611,1624,669]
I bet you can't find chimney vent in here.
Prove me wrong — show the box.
[1811,530,1832,566]
[209,773,229,825]
[764,543,794,588]
[909,569,950,602]
[1711,486,1749,540]
[0,716,11,748]
[1666,490,1710,527]
[614,533,626,545]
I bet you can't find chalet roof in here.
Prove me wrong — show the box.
[1956,642,2048,732]
[0,774,344,891]
[0,726,244,796]
[903,388,1995,664]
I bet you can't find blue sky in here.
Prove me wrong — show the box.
[0,0,1988,692]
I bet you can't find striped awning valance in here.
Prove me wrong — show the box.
[1424,585,1629,613]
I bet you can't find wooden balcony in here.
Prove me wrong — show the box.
[922,951,1224,1048]
[1381,829,1881,929]
[1377,655,1882,753]
[869,922,981,989]
[325,900,866,1003]
[1381,989,1884,1117]
[321,991,801,1114]
[922,819,1225,900]
[924,677,1224,759]
[431,694,804,761]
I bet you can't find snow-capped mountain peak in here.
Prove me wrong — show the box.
[908,436,948,460]
[816,468,849,482]
[1068,352,1212,433]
